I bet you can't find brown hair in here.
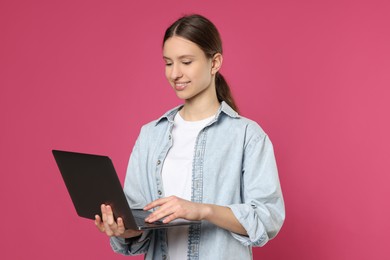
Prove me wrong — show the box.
[163,14,239,112]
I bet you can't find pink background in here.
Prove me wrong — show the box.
[1,0,389,259]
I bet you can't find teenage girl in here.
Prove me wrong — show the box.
[95,14,285,260]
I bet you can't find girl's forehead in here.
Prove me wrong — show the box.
[163,36,204,58]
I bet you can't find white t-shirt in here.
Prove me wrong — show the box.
[161,111,214,260]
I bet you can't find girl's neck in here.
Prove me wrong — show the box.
[180,98,220,121]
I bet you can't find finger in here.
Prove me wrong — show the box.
[115,217,126,236]
[102,205,117,236]
[99,205,116,236]
[143,198,166,210]
[95,214,105,232]
[146,203,177,223]
[105,205,120,234]
[162,212,179,223]
[101,204,108,222]
[105,205,116,226]
[144,195,178,211]
[161,203,182,222]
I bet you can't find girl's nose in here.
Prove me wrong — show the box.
[170,64,183,80]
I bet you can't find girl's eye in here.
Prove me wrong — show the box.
[165,63,173,67]
[182,61,192,65]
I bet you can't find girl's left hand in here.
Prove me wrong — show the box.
[143,196,209,223]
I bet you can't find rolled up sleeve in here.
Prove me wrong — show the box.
[227,133,285,247]
[110,231,151,255]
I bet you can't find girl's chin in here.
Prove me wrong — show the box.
[174,90,195,101]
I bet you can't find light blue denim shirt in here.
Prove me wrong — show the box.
[110,102,285,260]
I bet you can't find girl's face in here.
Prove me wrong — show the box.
[163,36,220,102]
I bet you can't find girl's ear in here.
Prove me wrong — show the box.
[211,53,223,75]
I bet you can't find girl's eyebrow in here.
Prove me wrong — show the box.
[163,55,195,60]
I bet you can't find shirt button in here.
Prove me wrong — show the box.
[158,190,162,196]
[168,135,171,140]
[157,160,161,165]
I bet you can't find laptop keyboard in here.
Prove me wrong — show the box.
[134,217,147,226]
[132,210,163,225]
[132,210,150,219]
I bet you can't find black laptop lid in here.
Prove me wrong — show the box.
[52,150,138,229]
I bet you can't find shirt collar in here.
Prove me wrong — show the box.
[155,101,240,126]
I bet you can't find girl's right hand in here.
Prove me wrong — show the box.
[95,204,143,238]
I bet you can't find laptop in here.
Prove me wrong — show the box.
[52,149,200,230]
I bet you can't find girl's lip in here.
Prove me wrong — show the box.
[174,81,190,85]
[174,81,190,90]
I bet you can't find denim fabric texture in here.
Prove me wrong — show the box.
[110,102,285,260]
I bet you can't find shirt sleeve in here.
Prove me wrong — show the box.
[227,132,285,247]
[110,231,151,255]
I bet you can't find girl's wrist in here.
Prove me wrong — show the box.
[201,203,213,221]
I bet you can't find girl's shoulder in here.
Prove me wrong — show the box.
[220,113,268,138]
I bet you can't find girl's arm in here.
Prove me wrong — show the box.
[144,196,247,236]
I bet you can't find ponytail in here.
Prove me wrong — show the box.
[216,72,239,113]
